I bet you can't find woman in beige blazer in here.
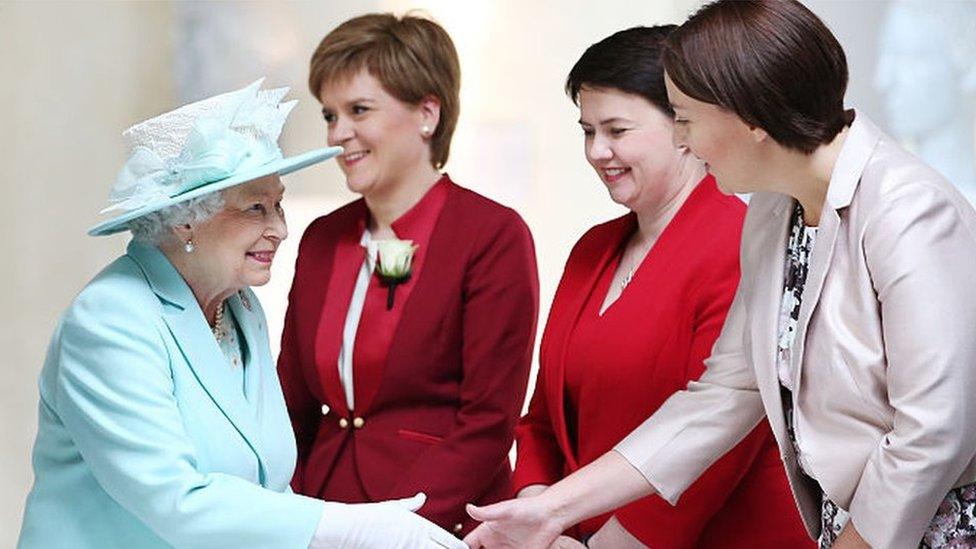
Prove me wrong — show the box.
[464,1,976,549]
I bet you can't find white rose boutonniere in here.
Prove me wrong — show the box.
[373,239,419,310]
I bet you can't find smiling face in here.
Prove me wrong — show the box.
[319,70,435,199]
[189,175,288,291]
[578,86,690,211]
[665,73,766,195]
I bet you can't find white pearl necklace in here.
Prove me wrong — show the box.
[211,302,226,342]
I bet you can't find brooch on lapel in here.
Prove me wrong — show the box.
[372,239,418,310]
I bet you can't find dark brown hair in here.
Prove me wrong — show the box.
[309,13,461,169]
[566,25,677,116]
[663,0,849,153]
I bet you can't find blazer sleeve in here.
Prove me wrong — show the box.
[849,182,976,548]
[512,367,565,493]
[391,210,540,528]
[616,250,772,542]
[53,291,323,549]
[614,260,766,505]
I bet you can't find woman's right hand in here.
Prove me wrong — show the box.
[312,492,466,549]
[463,495,565,549]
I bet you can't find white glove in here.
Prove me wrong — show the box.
[310,492,466,549]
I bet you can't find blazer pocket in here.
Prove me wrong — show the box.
[397,428,445,445]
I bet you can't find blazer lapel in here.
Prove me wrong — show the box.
[314,210,367,417]
[227,290,264,405]
[162,307,266,461]
[745,194,793,442]
[789,208,839,395]
[126,242,266,473]
[545,215,634,468]
[791,113,879,396]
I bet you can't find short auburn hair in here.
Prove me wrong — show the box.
[309,13,461,169]
[663,0,850,154]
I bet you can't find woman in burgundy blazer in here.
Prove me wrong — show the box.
[509,27,810,548]
[279,14,538,537]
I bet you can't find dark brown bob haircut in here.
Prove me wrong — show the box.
[566,25,677,117]
[663,0,850,154]
[309,13,461,169]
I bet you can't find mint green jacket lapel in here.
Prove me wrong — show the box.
[226,291,265,405]
[126,242,267,474]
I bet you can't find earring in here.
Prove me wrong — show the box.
[421,125,431,136]
[184,238,195,253]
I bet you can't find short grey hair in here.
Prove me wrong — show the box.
[127,191,226,245]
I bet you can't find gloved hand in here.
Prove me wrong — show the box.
[310,492,466,549]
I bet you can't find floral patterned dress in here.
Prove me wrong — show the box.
[776,201,976,548]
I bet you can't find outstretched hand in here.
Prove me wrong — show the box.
[464,451,654,548]
[462,496,564,549]
[314,492,466,549]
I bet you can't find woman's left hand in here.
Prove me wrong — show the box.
[831,522,870,549]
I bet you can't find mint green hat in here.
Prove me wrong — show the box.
[89,78,341,237]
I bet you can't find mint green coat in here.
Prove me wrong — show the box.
[18,242,323,548]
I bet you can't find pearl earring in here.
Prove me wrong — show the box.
[421,125,431,136]
[184,238,195,253]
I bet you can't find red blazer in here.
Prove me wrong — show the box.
[278,176,539,534]
[513,177,811,548]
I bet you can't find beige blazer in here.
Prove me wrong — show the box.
[616,113,976,548]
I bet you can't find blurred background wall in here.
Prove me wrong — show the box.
[1,0,973,543]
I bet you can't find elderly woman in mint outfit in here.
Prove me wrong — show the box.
[17,80,465,549]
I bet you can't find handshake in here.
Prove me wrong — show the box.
[312,493,465,549]
[310,491,570,549]
[313,490,633,549]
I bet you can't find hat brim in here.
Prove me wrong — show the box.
[88,146,343,237]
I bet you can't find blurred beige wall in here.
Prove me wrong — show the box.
[0,1,176,543]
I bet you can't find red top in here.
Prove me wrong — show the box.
[513,176,812,548]
[326,177,448,416]
[279,175,539,534]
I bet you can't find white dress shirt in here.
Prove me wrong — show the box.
[336,229,377,412]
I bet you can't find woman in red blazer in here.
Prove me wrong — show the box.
[509,27,810,548]
[278,13,538,537]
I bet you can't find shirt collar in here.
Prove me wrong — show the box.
[358,173,452,268]
[389,173,451,241]
[126,240,194,309]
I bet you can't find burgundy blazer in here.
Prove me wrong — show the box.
[278,177,539,534]
[514,177,812,547]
